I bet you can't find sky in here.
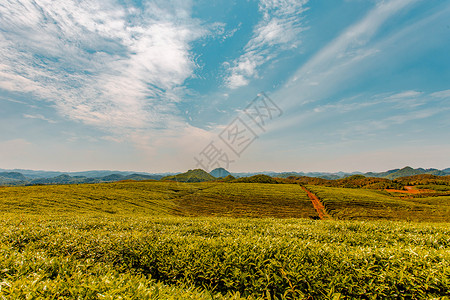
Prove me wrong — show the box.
[0,0,449,173]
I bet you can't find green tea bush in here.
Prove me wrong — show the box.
[1,216,449,299]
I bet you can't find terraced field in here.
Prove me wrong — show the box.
[0,181,315,218]
[175,183,316,218]
[306,185,450,222]
[0,181,187,216]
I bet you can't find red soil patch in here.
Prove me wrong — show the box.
[301,186,332,220]
[386,186,433,194]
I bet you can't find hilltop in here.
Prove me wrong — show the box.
[161,169,216,182]
[209,167,231,178]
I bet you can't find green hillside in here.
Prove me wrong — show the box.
[307,185,450,222]
[162,169,216,182]
[0,181,316,218]
[394,174,450,185]
[283,174,403,189]
[0,181,193,216]
[175,182,316,218]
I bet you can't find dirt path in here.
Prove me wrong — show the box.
[301,186,332,220]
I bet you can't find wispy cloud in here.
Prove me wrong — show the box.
[431,89,450,98]
[23,113,56,123]
[292,0,418,79]
[313,90,426,113]
[274,0,420,109]
[0,96,27,105]
[0,0,208,133]
[315,89,450,142]
[224,0,309,89]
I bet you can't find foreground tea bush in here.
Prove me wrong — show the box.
[1,215,449,299]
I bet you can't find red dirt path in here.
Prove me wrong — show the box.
[301,186,332,220]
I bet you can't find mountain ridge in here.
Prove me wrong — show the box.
[1,166,449,186]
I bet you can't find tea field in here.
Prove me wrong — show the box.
[0,181,315,218]
[0,181,449,299]
[306,185,450,222]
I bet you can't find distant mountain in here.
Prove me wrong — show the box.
[101,174,126,182]
[230,171,365,179]
[1,166,449,186]
[317,174,342,180]
[123,174,162,181]
[26,173,164,185]
[210,168,231,178]
[384,167,446,179]
[0,168,169,186]
[364,169,400,178]
[230,167,450,181]
[422,168,447,176]
[0,172,29,186]
[162,169,216,182]
[0,168,170,179]
[0,172,28,181]
[29,174,88,185]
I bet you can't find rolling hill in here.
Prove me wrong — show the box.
[161,169,216,182]
[282,174,403,189]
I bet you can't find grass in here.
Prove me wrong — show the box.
[306,185,450,222]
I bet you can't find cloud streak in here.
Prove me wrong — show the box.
[274,0,419,107]
[224,0,309,89]
[23,113,56,124]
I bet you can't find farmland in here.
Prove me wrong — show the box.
[0,180,449,299]
[0,181,315,218]
[306,185,450,222]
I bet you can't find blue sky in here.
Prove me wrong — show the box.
[0,0,449,173]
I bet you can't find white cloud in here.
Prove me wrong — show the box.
[0,0,207,134]
[312,90,427,114]
[23,113,56,123]
[224,0,309,89]
[386,90,423,99]
[430,89,450,98]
